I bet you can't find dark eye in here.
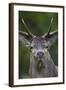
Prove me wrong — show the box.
[42,45,48,48]
[30,46,33,49]
[45,46,48,48]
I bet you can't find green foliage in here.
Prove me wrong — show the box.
[19,11,58,79]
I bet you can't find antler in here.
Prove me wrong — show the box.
[21,18,35,38]
[47,17,53,35]
[42,17,53,38]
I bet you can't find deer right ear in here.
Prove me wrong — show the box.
[19,31,32,47]
[45,31,58,47]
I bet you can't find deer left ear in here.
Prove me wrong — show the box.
[19,31,32,47]
[45,31,58,47]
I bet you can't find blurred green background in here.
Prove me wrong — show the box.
[19,11,58,79]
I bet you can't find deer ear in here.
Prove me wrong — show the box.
[19,31,32,47]
[46,31,58,47]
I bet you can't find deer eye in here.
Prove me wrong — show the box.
[42,45,48,48]
[30,46,33,49]
[46,46,48,48]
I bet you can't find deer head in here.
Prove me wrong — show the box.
[19,18,58,61]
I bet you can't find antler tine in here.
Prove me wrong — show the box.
[21,18,35,38]
[47,17,53,35]
[42,17,54,38]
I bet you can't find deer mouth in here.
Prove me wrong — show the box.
[34,56,43,61]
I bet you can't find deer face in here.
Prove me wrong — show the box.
[30,37,48,60]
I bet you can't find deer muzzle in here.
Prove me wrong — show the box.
[37,52,44,60]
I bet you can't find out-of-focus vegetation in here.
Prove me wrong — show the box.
[19,11,58,79]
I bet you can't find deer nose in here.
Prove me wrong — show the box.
[37,52,44,59]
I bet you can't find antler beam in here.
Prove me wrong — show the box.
[21,18,35,38]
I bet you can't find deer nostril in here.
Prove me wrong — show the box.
[37,52,44,59]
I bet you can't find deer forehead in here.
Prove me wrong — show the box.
[31,37,48,48]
